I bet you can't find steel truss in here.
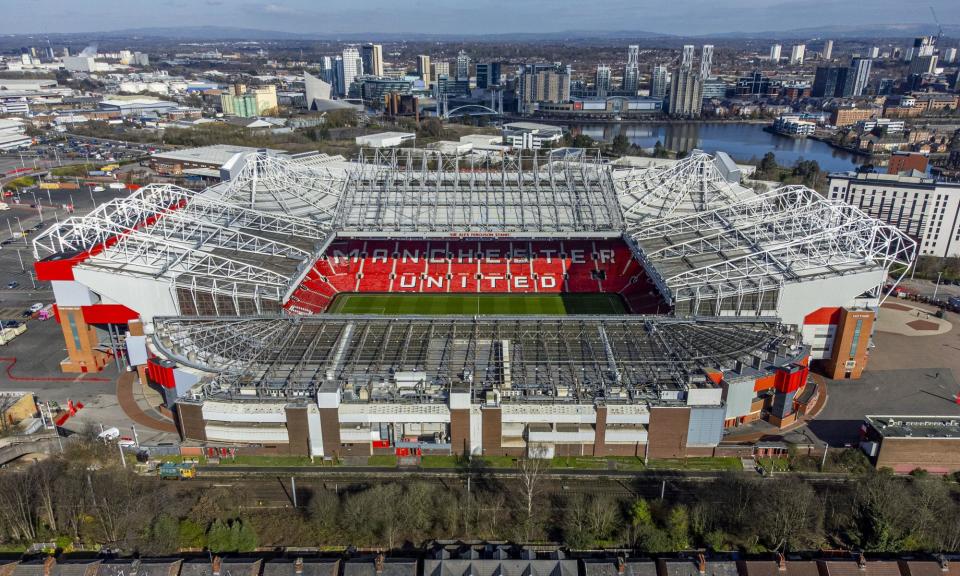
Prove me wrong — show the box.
[214,152,347,221]
[152,315,803,402]
[627,185,917,306]
[32,184,326,305]
[336,148,623,236]
[613,150,756,222]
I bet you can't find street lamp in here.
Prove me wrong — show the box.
[14,216,24,246]
[933,271,943,301]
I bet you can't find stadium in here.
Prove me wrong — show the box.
[33,148,916,459]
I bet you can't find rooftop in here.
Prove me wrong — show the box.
[152,144,285,166]
[866,415,960,439]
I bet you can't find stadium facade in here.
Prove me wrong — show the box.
[33,148,916,459]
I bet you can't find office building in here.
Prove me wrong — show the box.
[623,45,639,93]
[518,63,570,114]
[595,65,611,97]
[869,46,880,59]
[851,57,872,96]
[651,65,669,100]
[502,122,564,150]
[701,78,727,100]
[943,47,957,64]
[822,40,833,61]
[790,44,806,65]
[668,68,703,117]
[700,45,714,78]
[361,44,383,77]
[681,45,695,70]
[340,47,362,98]
[417,55,431,85]
[812,66,852,98]
[735,70,775,97]
[770,44,782,62]
[908,54,938,76]
[304,70,333,109]
[828,172,960,257]
[475,62,502,89]
[456,50,470,80]
[432,61,450,79]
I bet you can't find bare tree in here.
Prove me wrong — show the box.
[518,445,549,541]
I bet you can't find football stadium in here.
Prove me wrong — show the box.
[33,148,917,459]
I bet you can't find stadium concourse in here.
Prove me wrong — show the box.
[32,148,916,460]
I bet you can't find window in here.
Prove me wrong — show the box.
[849,319,863,359]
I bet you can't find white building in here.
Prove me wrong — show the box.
[355,132,416,148]
[0,118,31,151]
[651,65,669,100]
[304,70,332,110]
[790,44,806,65]
[828,172,960,257]
[769,44,782,62]
[502,122,564,150]
[700,45,714,78]
[340,47,362,97]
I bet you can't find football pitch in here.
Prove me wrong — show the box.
[327,293,628,315]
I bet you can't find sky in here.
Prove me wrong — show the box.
[0,0,958,36]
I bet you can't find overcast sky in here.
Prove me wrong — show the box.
[1,0,958,36]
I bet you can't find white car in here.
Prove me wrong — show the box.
[93,186,105,192]
[97,427,120,442]
[29,303,44,313]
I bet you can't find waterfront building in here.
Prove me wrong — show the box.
[340,48,362,98]
[362,44,384,77]
[417,55,431,85]
[595,65,612,97]
[851,58,872,96]
[623,45,640,93]
[651,65,669,100]
[700,45,714,78]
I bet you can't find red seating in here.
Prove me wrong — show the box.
[285,238,665,314]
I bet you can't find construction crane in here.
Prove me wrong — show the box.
[930,6,943,45]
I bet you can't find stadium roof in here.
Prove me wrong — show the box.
[627,185,917,309]
[152,315,805,403]
[151,144,285,167]
[333,149,624,237]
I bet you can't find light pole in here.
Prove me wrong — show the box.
[933,271,943,301]
[16,249,24,272]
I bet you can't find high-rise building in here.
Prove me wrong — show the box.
[417,55,432,85]
[362,43,383,77]
[822,40,834,61]
[476,62,502,89]
[944,47,958,64]
[868,46,880,59]
[456,50,470,80]
[432,61,450,79]
[812,66,853,98]
[651,65,669,100]
[340,47,362,97]
[518,63,570,114]
[850,57,872,96]
[700,45,714,78]
[668,67,703,117]
[790,44,806,65]
[623,45,639,93]
[595,65,611,97]
[770,44,782,62]
[908,54,938,76]
[681,45,695,71]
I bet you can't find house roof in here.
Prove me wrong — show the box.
[343,557,418,576]
[262,559,339,576]
[820,561,903,576]
[582,559,658,576]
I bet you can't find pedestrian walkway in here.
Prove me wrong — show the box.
[116,372,176,433]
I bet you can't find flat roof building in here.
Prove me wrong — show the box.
[355,132,416,148]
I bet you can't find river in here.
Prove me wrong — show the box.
[572,122,865,173]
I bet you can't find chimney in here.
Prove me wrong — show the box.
[698,554,706,575]
[777,554,786,572]
[857,554,866,570]
[212,556,222,576]
[295,559,304,576]
[375,553,385,575]
[617,557,626,576]
[43,557,56,576]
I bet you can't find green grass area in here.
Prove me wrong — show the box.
[367,455,398,467]
[550,456,608,470]
[328,293,627,316]
[224,455,329,467]
[646,457,743,471]
[607,456,647,471]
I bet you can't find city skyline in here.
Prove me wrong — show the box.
[2,0,959,36]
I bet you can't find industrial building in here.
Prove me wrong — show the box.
[32,149,915,458]
[862,415,960,473]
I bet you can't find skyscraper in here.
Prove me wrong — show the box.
[770,44,782,62]
[340,47,362,97]
[519,63,570,114]
[790,44,806,65]
[595,65,611,97]
[851,57,872,96]
[417,55,431,85]
[822,40,833,61]
[868,46,880,59]
[908,54,938,76]
[432,61,450,79]
[681,45,695,71]
[700,45,714,78]
[623,45,639,93]
[651,65,669,100]
[456,50,470,80]
[476,62,502,89]
[362,43,383,77]
[812,66,852,98]
[669,68,703,117]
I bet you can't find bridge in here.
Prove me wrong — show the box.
[0,433,69,464]
[439,92,504,120]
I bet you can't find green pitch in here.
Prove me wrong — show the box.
[327,293,628,315]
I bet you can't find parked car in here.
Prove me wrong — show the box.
[6,281,18,289]
[29,302,43,313]
[2,320,20,329]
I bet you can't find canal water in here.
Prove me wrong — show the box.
[574,122,865,173]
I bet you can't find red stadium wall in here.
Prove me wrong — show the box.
[285,238,662,314]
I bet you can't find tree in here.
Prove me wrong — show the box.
[758,151,778,177]
[611,133,631,155]
[418,117,444,139]
[652,140,669,158]
[517,446,549,541]
[630,498,653,528]
[143,514,179,554]
[234,520,258,552]
[666,505,690,550]
[178,519,207,550]
[206,518,231,552]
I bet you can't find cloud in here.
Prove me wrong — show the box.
[262,2,296,14]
